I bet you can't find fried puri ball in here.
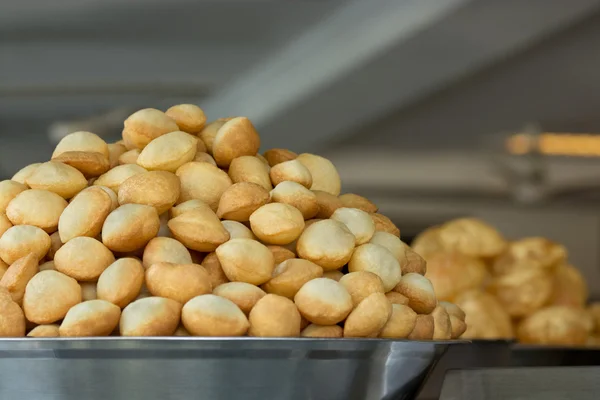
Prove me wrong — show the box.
[108,142,127,169]
[11,163,41,185]
[348,243,401,292]
[296,219,355,271]
[120,296,182,336]
[0,180,28,213]
[25,161,87,199]
[222,220,257,240]
[295,153,341,196]
[54,237,115,281]
[213,282,266,315]
[424,252,488,302]
[6,189,67,233]
[182,294,249,336]
[549,264,588,308]
[439,301,467,339]
[262,258,323,299]
[176,161,232,211]
[312,190,343,219]
[517,306,589,346]
[198,119,228,154]
[165,104,207,134]
[97,258,144,308]
[122,108,179,150]
[269,160,312,189]
[0,294,26,337]
[339,271,385,307]
[27,324,60,338]
[330,207,375,245]
[270,181,319,220]
[228,156,272,191]
[145,262,212,304]
[0,225,51,264]
[322,270,344,281]
[217,182,269,221]
[216,239,274,285]
[407,314,435,340]
[93,164,147,193]
[386,291,409,305]
[249,294,301,337]
[137,131,197,173]
[117,171,180,214]
[249,203,304,245]
[370,213,400,237]
[431,305,452,340]
[487,268,553,318]
[58,186,113,243]
[212,117,260,168]
[142,237,192,269]
[201,252,230,288]
[294,278,353,325]
[379,304,417,339]
[455,291,513,339]
[492,237,567,276]
[393,273,437,314]
[23,270,82,324]
[437,218,506,258]
[301,324,343,338]
[267,245,296,264]
[102,204,160,252]
[59,300,121,337]
[338,193,378,213]
[370,232,426,275]
[343,293,392,338]
[263,148,298,167]
[0,253,38,304]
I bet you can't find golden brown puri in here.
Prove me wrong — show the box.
[455,290,514,340]
[94,164,147,193]
[295,153,341,196]
[165,104,207,134]
[212,117,260,168]
[301,324,343,338]
[217,182,269,221]
[102,204,160,252]
[262,258,323,299]
[52,131,109,159]
[424,251,488,302]
[25,161,88,200]
[198,119,228,154]
[53,151,110,178]
[97,258,144,308]
[294,278,353,325]
[170,199,213,218]
[322,270,344,281]
[263,148,298,167]
[58,186,113,243]
[492,237,567,276]
[228,156,272,191]
[168,208,230,252]
[119,149,140,165]
[176,161,232,211]
[312,190,343,219]
[0,294,26,337]
[343,293,392,338]
[182,294,249,337]
[348,243,401,292]
[0,180,28,213]
[269,160,312,189]
[517,306,589,346]
[379,304,417,339]
[6,189,67,233]
[27,324,60,338]
[331,207,375,245]
[213,282,266,315]
[407,314,434,340]
[431,305,452,340]
[338,193,378,213]
[146,262,212,304]
[11,163,41,185]
[142,237,192,269]
[339,271,385,307]
[393,273,437,315]
[249,203,304,245]
[270,181,319,220]
[297,219,355,271]
[0,225,51,264]
[23,270,82,324]
[216,239,274,285]
[120,296,182,336]
[249,294,301,337]
[222,220,256,240]
[267,245,296,265]
[122,108,179,150]
[437,217,506,258]
[193,152,217,165]
[137,131,197,172]
[54,237,115,281]
[59,300,121,337]
[0,253,39,304]
[108,143,127,169]
[370,213,400,237]
[370,232,426,274]
[118,171,180,215]
[201,252,230,288]
[549,264,588,308]
[487,268,553,318]
[386,291,409,305]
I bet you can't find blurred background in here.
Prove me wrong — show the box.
[3,0,600,295]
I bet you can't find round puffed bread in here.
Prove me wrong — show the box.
[27,324,60,338]
[176,161,232,211]
[296,219,355,271]
[0,295,26,337]
[228,156,272,191]
[431,305,452,340]
[23,270,82,324]
[137,131,197,172]
[437,217,506,258]
[52,131,109,159]
[97,258,144,308]
[146,262,212,304]
[249,294,301,337]
[142,237,192,269]
[294,278,353,325]
[168,208,230,252]
[370,232,426,275]
[0,180,28,213]
[301,324,343,338]
[108,143,127,169]
[295,153,341,196]
[93,164,147,193]
[312,190,343,218]
[120,296,182,336]
[339,271,385,307]
[338,193,378,213]
[487,268,553,318]
[249,203,305,245]
[267,245,296,265]
[262,258,323,299]
[343,293,392,338]
[407,314,435,340]
[386,291,410,305]
[118,171,180,214]
[165,104,207,134]
[58,186,113,243]
[263,148,298,167]
[119,149,140,165]
[6,189,67,233]
[182,294,249,336]
[122,108,179,150]
[0,225,51,264]
[215,239,274,285]
[370,213,400,237]
[25,161,87,199]
[0,253,38,304]
[331,207,375,245]
[54,237,115,281]
[170,199,213,218]
[212,117,260,168]
[393,273,437,314]
[270,181,319,220]
[59,299,121,337]
[379,304,418,339]
[222,220,256,240]
[322,270,344,281]
[213,282,266,315]
[198,119,228,154]
[102,204,160,252]
[193,152,217,165]
[201,252,230,288]
[216,182,269,221]
[269,160,312,189]
[53,151,110,178]
[12,163,42,185]
[348,243,402,292]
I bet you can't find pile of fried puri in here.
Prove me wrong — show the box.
[0,105,466,339]
[414,217,600,346]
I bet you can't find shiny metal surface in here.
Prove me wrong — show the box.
[0,337,454,400]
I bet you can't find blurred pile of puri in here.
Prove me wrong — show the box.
[414,218,600,347]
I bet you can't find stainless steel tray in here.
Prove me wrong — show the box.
[0,337,457,400]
